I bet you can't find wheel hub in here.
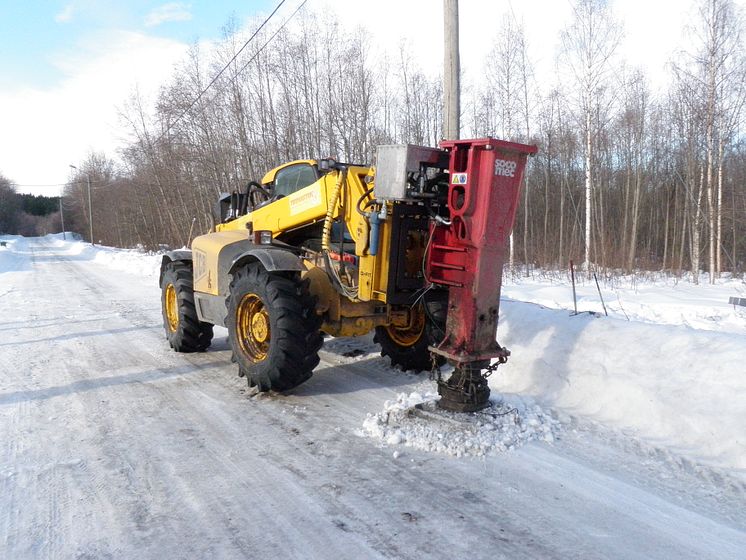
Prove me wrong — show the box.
[251,312,269,343]
[386,305,425,347]
[237,293,270,362]
[165,283,179,332]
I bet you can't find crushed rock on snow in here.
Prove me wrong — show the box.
[362,391,561,457]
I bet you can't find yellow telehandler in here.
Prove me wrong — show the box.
[159,138,536,411]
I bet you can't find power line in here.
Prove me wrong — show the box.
[234,0,308,77]
[18,0,305,196]
[157,0,289,143]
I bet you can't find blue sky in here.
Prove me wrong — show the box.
[0,1,273,90]
[1,0,286,194]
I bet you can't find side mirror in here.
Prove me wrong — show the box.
[318,158,337,172]
[214,192,231,224]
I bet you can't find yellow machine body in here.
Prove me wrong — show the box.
[190,161,409,338]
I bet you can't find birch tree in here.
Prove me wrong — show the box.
[560,0,621,275]
[673,0,744,282]
[700,0,743,282]
[478,15,532,270]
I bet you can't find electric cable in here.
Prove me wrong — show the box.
[156,0,291,143]
[233,0,308,77]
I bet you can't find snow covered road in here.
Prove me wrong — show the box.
[1,236,745,559]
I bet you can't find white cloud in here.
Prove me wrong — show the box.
[0,31,187,194]
[144,2,192,27]
[55,4,75,23]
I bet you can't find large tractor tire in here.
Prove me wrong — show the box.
[374,299,447,372]
[226,264,322,392]
[160,261,214,352]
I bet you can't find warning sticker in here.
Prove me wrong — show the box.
[451,173,468,185]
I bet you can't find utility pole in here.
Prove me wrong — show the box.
[69,164,94,245]
[58,196,66,240]
[443,0,460,140]
[86,173,93,245]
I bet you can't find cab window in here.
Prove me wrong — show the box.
[273,164,318,196]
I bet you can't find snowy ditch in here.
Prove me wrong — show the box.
[362,391,560,458]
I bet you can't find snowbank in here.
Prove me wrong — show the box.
[497,300,746,473]
[0,235,30,274]
[503,271,746,335]
[360,275,746,473]
[39,233,162,278]
[91,245,161,278]
[2,234,160,294]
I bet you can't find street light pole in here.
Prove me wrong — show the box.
[58,196,66,240]
[86,173,93,245]
[69,164,94,245]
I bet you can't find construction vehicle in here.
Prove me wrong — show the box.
[159,138,536,411]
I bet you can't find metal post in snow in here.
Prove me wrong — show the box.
[570,259,578,315]
[593,272,608,316]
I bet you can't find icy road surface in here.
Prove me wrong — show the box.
[1,236,745,559]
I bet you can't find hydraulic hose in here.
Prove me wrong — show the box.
[355,185,375,216]
[322,167,347,253]
[321,167,358,300]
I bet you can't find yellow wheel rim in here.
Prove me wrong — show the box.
[165,283,179,332]
[386,305,425,347]
[237,293,270,362]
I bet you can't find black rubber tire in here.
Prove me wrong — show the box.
[160,261,214,352]
[374,299,447,372]
[226,264,322,392]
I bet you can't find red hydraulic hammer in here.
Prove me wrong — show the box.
[427,138,537,411]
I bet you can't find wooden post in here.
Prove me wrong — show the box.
[443,0,460,140]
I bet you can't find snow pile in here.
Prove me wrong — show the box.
[503,271,746,335]
[1,234,161,279]
[0,235,29,274]
[362,391,560,457]
[41,234,162,277]
[360,276,746,475]
[496,299,746,473]
[90,246,161,278]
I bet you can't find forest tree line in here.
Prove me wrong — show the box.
[53,0,746,282]
[0,176,62,236]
